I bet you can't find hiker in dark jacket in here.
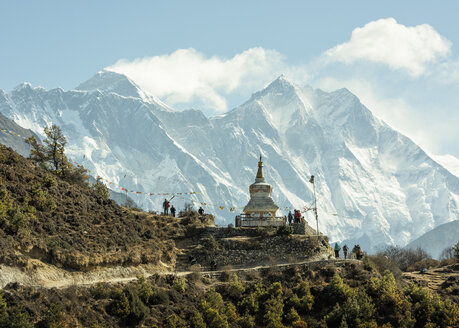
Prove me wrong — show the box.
[343,244,348,259]
[198,207,204,215]
[170,205,176,217]
[288,211,293,225]
[163,199,170,215]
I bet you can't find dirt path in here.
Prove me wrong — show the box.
[0,254,351,289]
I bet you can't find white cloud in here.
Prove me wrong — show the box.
[324,18,451,77]
[106,48,307,113]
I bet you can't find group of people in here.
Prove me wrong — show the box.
[162,199,176,217]
[287,210,304,225]
[333,243,363,260]
[162,199,205,217]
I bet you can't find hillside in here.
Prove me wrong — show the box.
[404,220,459,259]
[0,143,204,271]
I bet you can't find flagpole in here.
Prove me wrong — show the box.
[310,175,319,236]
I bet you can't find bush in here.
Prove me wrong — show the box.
[327,273,353,304]
[378,245,430,271]
[135,276,153,304]
[109,289,130,318]
[1,307,34,328]
[406,258,439,272]
[39,303,66,328]
[189,312,207,328]
[150,289,169,305]
[237,315,255,328]
[124,286,149,323]
[165,314,178,328]
[91,178,110,200]
[90,282,109,299]
[404,282,459,327]
[362,256,375,271]
[285,307,300,324]
[366,255,403,281]
[173,277,186,294]
[225,274,245,301]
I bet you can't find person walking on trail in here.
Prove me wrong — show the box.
[343,244,348,259]
[163,199,170,215]
[288,211,293,225]
[170,205,176,217]
[198,206,204,215]
[334,242,341,258]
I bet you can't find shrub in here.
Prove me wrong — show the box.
[91,178,110,200]
[203,308,228,328]
[237,315,255,328]
[90,282,109,299]
[378,245,430,271]
[362,256,375,271]
[366,255,403,281]
[31,184,56,212]
[327,273,353,304]
[135,275,153,304]
[226,274,245,301]
[285,307,300,324]
[455,241,459,260]
[43,174,57,188]
[124,286,149,323]
[173,277,186,294]
[293,279,314,313]
[165,314,178,328]
[405,282,459,327]
[40,303,66,328]
[2,307,34,328]
[292,321,307,328]
[406,258,439,272]
[189,312,207,328]
[224,302,238,323]
[238,291,258,316]
[109,289,130,318]
[150,289,169,305]
[263,297,284,328]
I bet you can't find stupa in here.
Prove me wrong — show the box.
[235,155,283,227]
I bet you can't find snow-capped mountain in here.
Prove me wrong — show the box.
[0,71,457,252]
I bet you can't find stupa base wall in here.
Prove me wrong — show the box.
[240,219,285,227]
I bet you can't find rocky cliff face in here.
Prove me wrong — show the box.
[0,71,457,252]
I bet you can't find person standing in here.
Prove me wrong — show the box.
[294,210,301,223]
[170,205,176,217]
[288,211,293,225]
[343,244,348,259]
[198,206,204,215]
[334,242,341,258]
[163,199,169,215]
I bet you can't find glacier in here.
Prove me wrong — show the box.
[0,70,457,252]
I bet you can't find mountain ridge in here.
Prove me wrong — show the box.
[0,71,457,252]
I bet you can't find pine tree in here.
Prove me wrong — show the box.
[26,125,88,185]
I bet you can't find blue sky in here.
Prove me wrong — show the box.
[1,1,458,160]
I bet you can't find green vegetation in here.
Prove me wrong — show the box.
[26,124,88,185]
